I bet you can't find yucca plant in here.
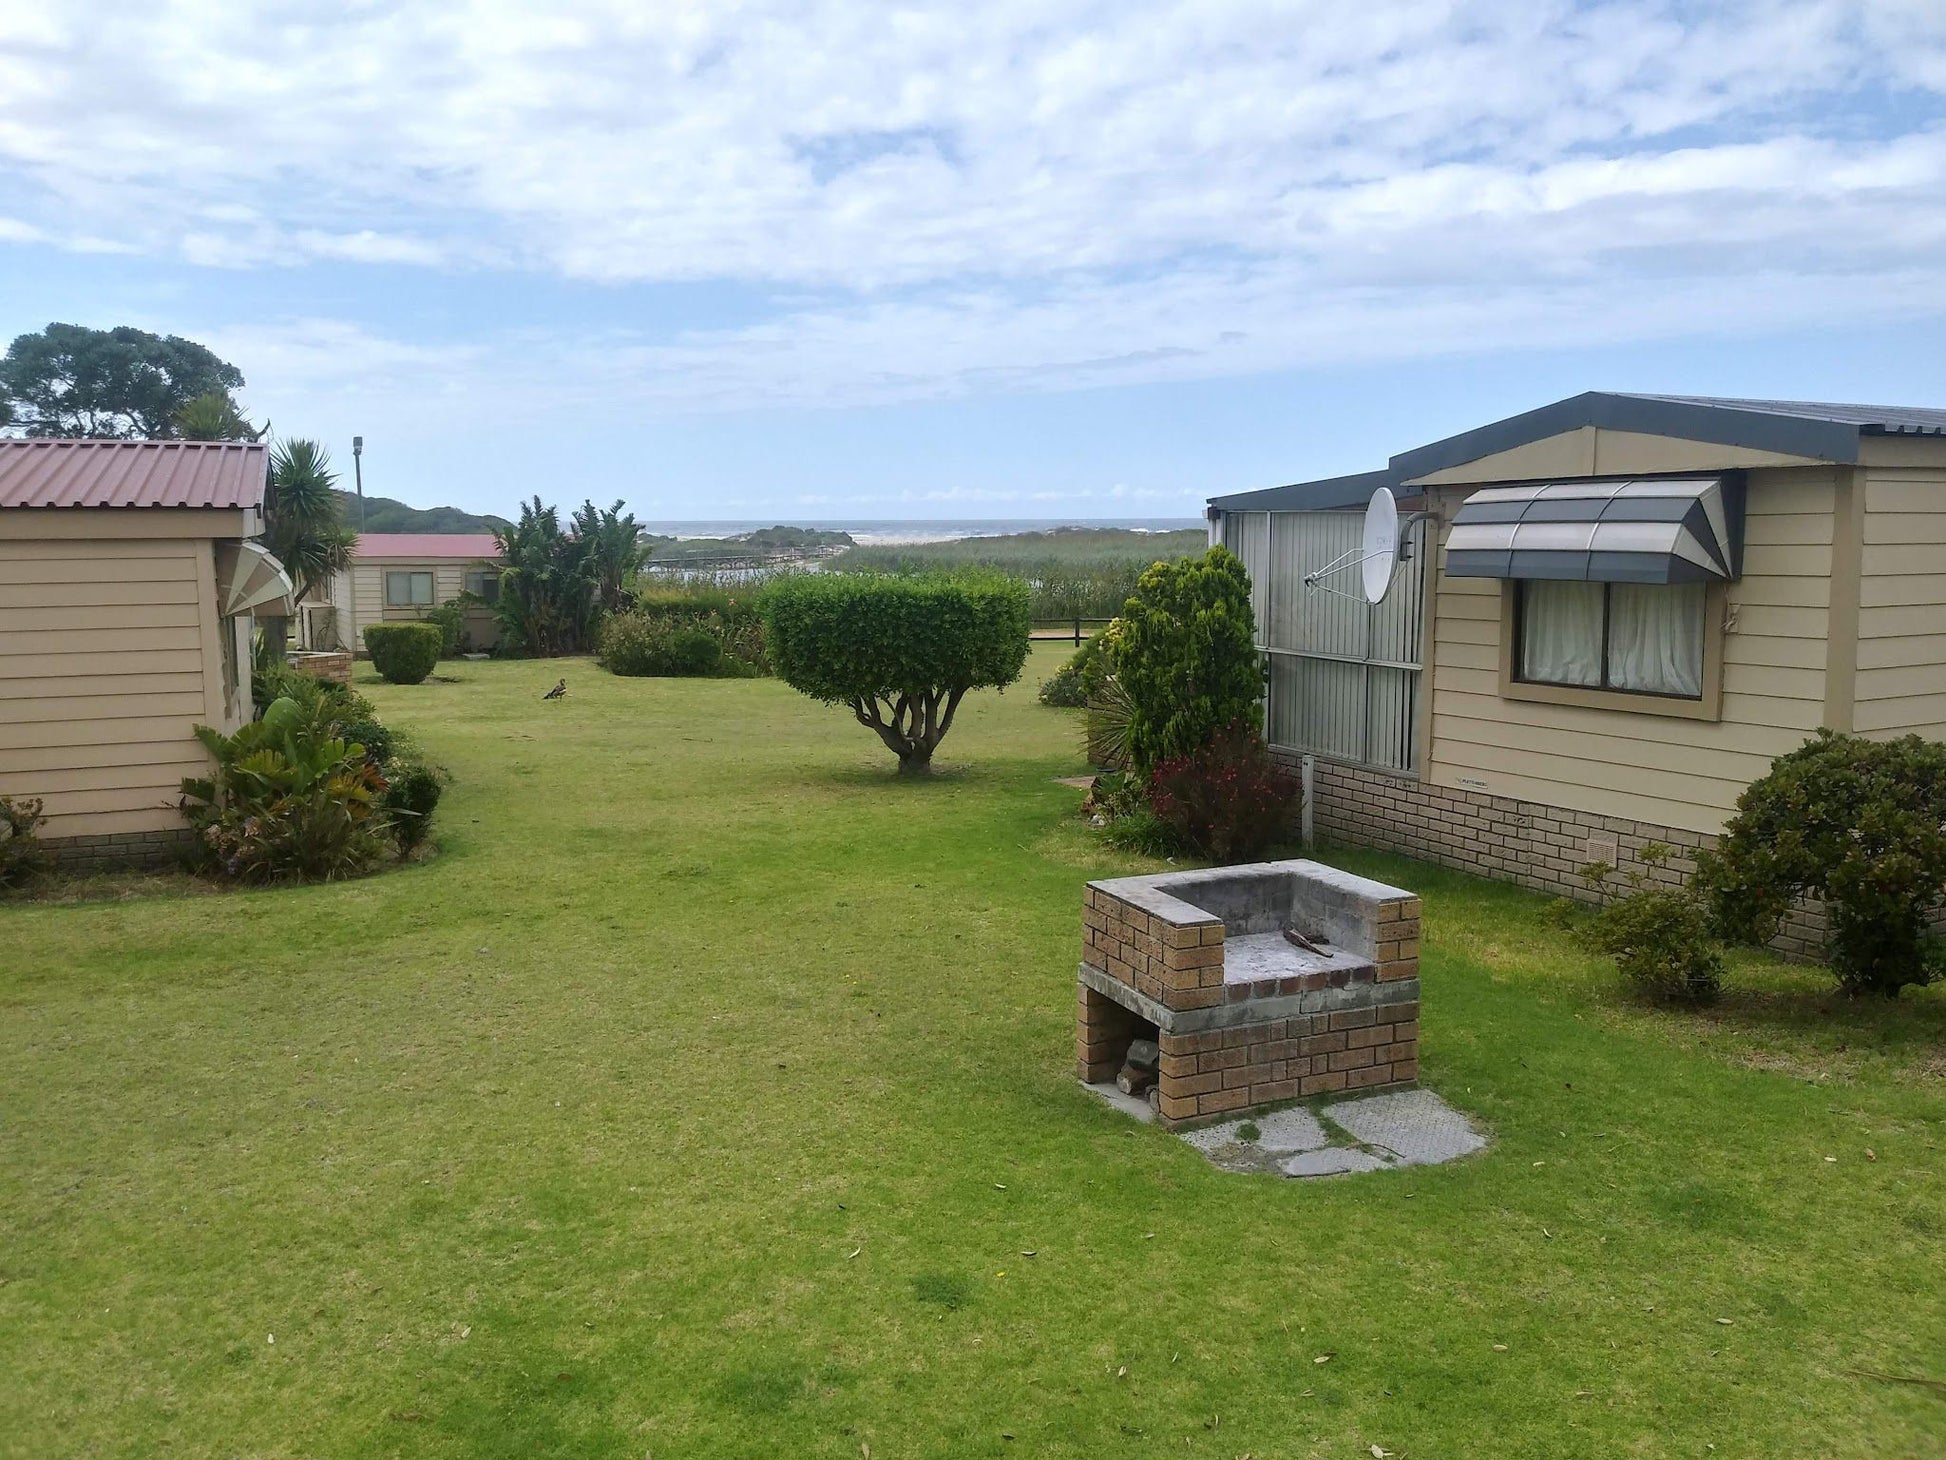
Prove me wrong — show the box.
[1083,673,1137,772]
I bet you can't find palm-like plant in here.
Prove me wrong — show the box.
[571,498,650,615]
[494,497,600,656]
[261,439,353,658]
[174,390,267,441]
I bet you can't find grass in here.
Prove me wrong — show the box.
[2,645,1942,1457]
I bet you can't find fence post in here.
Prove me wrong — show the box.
[1073,615,1081,646]
[1300,754,1315,849]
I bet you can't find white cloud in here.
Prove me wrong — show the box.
[1,1,1944,409]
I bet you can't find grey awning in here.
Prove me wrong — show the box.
[1443,475,1742,584]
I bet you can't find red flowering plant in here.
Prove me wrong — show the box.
[1145,719,1301,861]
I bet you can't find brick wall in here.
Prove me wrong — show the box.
[41,826,197,873]
[288,650,353,686]
[1289,754,1828,960]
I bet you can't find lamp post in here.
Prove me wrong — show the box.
[347,435,366,655]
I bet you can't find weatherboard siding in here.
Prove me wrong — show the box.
[0,535,220,838]
[1856,466,1946,737]
[1422,467,1836,835]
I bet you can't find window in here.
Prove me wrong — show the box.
[1517,580,1705,699]
[465,569,501,603]
[385,570,435,607]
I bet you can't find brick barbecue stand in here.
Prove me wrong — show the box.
[1077,861,1422,1127]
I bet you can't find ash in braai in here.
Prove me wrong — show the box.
[1078,861,1422,1129]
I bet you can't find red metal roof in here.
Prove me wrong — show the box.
[354,533,503,560]
[0,439,268,510]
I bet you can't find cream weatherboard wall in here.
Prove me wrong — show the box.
[1856,444,1946,738]
[0,515,248,840]
[1418,465,1839,837]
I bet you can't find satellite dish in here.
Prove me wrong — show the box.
[1360,487,1399,604]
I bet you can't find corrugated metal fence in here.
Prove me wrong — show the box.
[1221,509,1427,773]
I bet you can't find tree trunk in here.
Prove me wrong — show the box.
[263,616,290,663]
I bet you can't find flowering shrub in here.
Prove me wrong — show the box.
[1145,721,1299,861]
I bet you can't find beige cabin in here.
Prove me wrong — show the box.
[1209,393,1946,956]
[0,440,291,864]
[301,533,503,654]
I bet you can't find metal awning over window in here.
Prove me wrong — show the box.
[1443,475,1742,584]
[215,540,296,618]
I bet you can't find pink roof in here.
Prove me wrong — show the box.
[355,533,503,560]
[0,439,267,510]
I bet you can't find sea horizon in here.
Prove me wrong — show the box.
[638,516,1205,546]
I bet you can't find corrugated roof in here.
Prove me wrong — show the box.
[354,533,503,560]
[0,439,268,509]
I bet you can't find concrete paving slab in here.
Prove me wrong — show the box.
[1281,1146,1392,1177]
[1322,1088,1486,1167]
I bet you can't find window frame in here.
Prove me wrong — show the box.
[465,569,501,603]
[385,569,436,608]
[1497,579,1725,722]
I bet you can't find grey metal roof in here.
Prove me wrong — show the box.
[1390,391,1946,482]
[1614,394,1946,435]
[1207,468,1397,513]
[1211,392,1946,512]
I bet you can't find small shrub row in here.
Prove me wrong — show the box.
[598,612,760,678]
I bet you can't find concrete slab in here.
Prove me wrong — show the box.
[1281,1146,1392,1177]
[1323,1088,1487,1168]
[1079,1079,1156,1124]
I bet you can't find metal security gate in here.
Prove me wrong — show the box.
[1221,508,1427,773]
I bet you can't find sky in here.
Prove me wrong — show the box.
[2,1,1945,522]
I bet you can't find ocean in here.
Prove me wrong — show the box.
[636,517,1204,545]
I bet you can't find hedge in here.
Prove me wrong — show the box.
[363,622,444,685]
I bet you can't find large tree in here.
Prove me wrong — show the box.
[762,572,1032,774]
[0,323,246,438]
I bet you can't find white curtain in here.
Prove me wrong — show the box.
[1608,582,1705,697]
[1520,580,1603,686]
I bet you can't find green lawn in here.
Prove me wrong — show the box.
[3,647,1942,1458]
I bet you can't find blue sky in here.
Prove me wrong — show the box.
[3,2,1944,521]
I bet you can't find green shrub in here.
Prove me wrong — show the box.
[422,599,467,658]
[363,622,443,685]
[762,571,1031,774]
[1697,729,1946,996]
[599,614,735,677]
[1575,847,1723,1005]
[1038,631,1110,707]
[1115,546,1262,775]
[342,718,396,768]
[253,654,378,724]
[1,795,49,888]
[382,759,446,853]
[180,696,388,882]
[1146,721,1299,861]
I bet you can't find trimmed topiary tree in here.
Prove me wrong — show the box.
[762,572,1031,774]
[363,622,443,685]
[1697,729,1946,996]
[1114,545,1262,775]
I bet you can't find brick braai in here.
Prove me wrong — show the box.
[1077,861,1422,1127]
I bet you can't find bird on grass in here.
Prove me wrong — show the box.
[543,678,567,701]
